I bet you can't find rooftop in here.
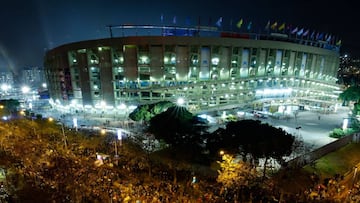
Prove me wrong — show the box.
[106,24,341,52]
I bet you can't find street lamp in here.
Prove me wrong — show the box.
[61,122,67,150]
[73,117,78,131]
[354,166,358,182]
[117,129,122,147]
[49,117,67,150]
[114,129,123,156]
[113,129,123,165]
[21,85,30,94]
[177,97,185,106]
[342,118,349,131]
[295,126,302,138]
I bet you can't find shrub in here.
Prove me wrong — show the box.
[329,128,357,138]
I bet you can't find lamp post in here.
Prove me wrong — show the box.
[117,129,122,147]
[49,117,67,150]
[342,118,349,131]
[353,166,358,185]
[113,129,123,165]
[73,117,78,131]
[61,122,67,150]
[114,137,118,158]
[295,126,302,138]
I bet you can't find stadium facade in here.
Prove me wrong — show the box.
[44,25,341,113]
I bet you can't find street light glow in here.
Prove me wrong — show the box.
[73,118,78,131]
[117,129,122,141]
[343,118,349,130]
[177,97,185,106]
[100,129,106,135]
[1,84,10,92]
[21,86,30,94]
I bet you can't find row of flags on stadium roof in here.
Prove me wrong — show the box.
[159,14,342,46]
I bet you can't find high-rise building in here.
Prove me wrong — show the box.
[0,71,14,86]
[20,66,46,89]
[338,55,360,86]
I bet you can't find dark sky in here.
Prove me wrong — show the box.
[0,0,359,73]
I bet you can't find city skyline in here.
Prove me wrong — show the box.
[0,0,359,73]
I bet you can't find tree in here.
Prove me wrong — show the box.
[339,86,360,106]
[207,120,295,178]
[129,101,175,122]
[147,106,208,183]
[217,153,257,200]
[147,106,207,146]
[338,86,360,131]
[0,99,20,118]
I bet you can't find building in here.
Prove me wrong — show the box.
[44,25,341,114]
[337,54,360,86]
[0,71,14,88]
[20,66,46,89]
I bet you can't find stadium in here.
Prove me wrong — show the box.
[44,24,341,114]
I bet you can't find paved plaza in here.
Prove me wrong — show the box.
[268,106,350,149]
[38,103,351,151]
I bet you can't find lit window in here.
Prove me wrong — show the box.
[211,57,219,65]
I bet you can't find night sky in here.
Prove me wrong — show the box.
[0,0,359,73]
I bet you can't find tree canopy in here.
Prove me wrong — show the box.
[0,99,20,117]
[206,120,295,174]
[147,106,207,146]
[129,101,175,121]
[217,153,256,190]
[339,86,360,104]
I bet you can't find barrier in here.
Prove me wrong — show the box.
[286,133,359,169]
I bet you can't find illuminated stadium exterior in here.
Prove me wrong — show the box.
[44,25,341,113]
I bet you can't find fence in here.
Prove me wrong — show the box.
[286,133,360,169]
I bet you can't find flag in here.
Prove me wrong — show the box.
[310,31,315,40]
[326,34,332,42]
[270,22,278,30]
[265,20,270,30]
[302,29,309,37]
[297,28,304,36]
[336,39,342,46]
[173,16,177,24]
[291,27,298,34]
[160,14,164,24]
[247,21,252,31]
[236,18,243,29]
[278,23,285,31]
[216,17,223,27]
